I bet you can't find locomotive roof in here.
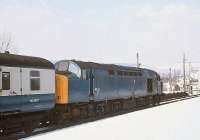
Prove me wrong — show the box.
[70,60,142,72]
[0,53,54,69]
[73,60,160,76]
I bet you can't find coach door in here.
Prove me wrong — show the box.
[1,67,21,96]
[20,68,27,95]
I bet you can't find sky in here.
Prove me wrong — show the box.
[0,0,200,71]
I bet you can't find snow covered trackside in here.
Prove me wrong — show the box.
[27,97,200,140]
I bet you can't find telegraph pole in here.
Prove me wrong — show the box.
[183,53,186,93]
[137,52,140,68]
[173,69,177,92]
[189,62,191,83]
[189,62,192,94]
[169,68,172,92]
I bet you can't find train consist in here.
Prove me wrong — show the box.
[0,53,188,135]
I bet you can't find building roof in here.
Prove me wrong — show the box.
[0,53,54,69]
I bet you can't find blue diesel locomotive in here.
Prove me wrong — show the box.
[54,60,162,116]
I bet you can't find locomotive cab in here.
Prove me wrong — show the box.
[55,60,81,104]
[55,60,91,105]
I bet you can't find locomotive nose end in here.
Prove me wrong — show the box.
[55,74,68,104]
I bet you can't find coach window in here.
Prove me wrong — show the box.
[147,79,153,92]
[2,72,10,90]
[30,71,40,91]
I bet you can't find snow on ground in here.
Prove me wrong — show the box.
[27,97,200,140]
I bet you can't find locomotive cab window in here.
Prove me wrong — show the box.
[68,62,81,78]
[2,72,10,90]
[147,79,153,92]
[30,71,40,91]
[56,61,69,72]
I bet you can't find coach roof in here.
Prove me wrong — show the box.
[0,53,54,69]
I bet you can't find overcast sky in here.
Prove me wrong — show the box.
[0,0,200,70]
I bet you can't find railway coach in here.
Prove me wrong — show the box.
[0,53,55,114]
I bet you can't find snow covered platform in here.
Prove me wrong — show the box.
[27,97,200,140]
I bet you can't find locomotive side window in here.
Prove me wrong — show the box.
[30,71,40,91]
[108,70,114,75]
[147,79,153,92]
[82,69,88,80]
[117,71,123,76]
[2,72,10,90]
[117,70,142,77]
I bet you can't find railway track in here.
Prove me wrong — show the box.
[2,93,200,140]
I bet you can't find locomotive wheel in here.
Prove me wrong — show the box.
[23,121,33,136]
[24,127,33,136]
[0,128,6,136]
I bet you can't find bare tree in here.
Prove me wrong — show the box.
[0,32,18,54]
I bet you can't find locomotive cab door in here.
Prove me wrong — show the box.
[89,69,94,100]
